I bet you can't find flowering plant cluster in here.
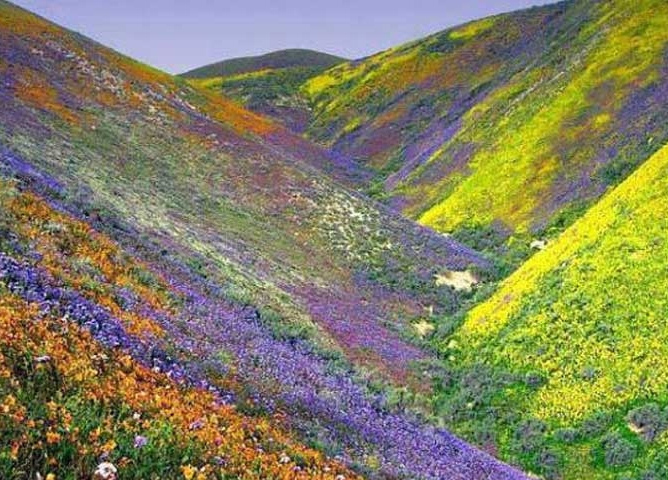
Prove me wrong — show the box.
[0,166,526,479]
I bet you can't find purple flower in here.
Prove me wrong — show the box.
[133,435,148,449]
[189,419,204,431]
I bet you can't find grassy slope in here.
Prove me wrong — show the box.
[0,0,490,408]
[180,49,346,79]
[301,0,668,249]
[189,66,326,133]
[433,143,668,479]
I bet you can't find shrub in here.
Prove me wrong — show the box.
[537,448,561,479]
[582,411,612,437]
[626,403,667,441]
[515,419,547,454]
[602,431,637,467]
[581,365,598,382]
[642,452,668,480]
[525,371,545,389]
[554,427,580,444]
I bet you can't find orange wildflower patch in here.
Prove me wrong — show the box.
[194,87,278,137]
[0,3,59,37]
[1,184,172,339]
[0,293,360,479]
[107,53,173,87]
[14,77,79,125]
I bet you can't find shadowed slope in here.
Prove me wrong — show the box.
[183,50,348,133]
[180,48,346,79]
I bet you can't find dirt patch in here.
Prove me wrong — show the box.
[413,319,436,337]
[435,270,478,291]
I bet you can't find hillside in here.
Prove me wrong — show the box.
[180,48,346,78]
[0,179,361,480]
[184,50,347,133]
[189,66,327,133]
[287,0,667,258]
[434,142,668,478]
[0,1,527,479]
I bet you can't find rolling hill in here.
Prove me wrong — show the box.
[302,0,668,240]
[0,1,526,479]
[193,0,667,263]
[180,48,346,79]
[183,50,347,133]
[435,142,668,479]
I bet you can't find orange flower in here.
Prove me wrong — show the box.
[101,439,117,453]
[9,441,19,461]
[46,431,61,444]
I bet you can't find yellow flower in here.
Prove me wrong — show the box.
[180,465,197,480]
[101,439,117,453]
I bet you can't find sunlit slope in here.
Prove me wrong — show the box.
[0,0,487,393]
[440,143,668,478]
[304,0,668,239]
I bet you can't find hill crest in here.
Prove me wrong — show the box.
[180,48,347,78]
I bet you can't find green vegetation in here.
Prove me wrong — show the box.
[179,48,345,78]
[431,144,668,478]
[4,0,668,478]
[189,66,322,124]
[291,0,668,257]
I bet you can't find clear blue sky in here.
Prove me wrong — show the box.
[11,0,556,74]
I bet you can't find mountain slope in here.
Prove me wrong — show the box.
[0,1,528,478]
[435,143,668,478]
[300,0,668,249]
[0,0,474,398]
[180,48,346,78]
[183,50,347,133]
[188,66,327,133]
[0,179,360,480]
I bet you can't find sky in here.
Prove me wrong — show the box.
[12,0,556,74]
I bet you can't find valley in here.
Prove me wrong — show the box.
[1,0,667,478]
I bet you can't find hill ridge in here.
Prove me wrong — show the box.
[180,48,347,78]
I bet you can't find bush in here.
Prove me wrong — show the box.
[525,371,545,389]
[581,365,598,382]
[582,411,612,437]
[643,452,668,480]
[515,419,547,454]
[626,403,667,441]
[537,448,561,479]
[602,431,637,467]
[554,427,580,444]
